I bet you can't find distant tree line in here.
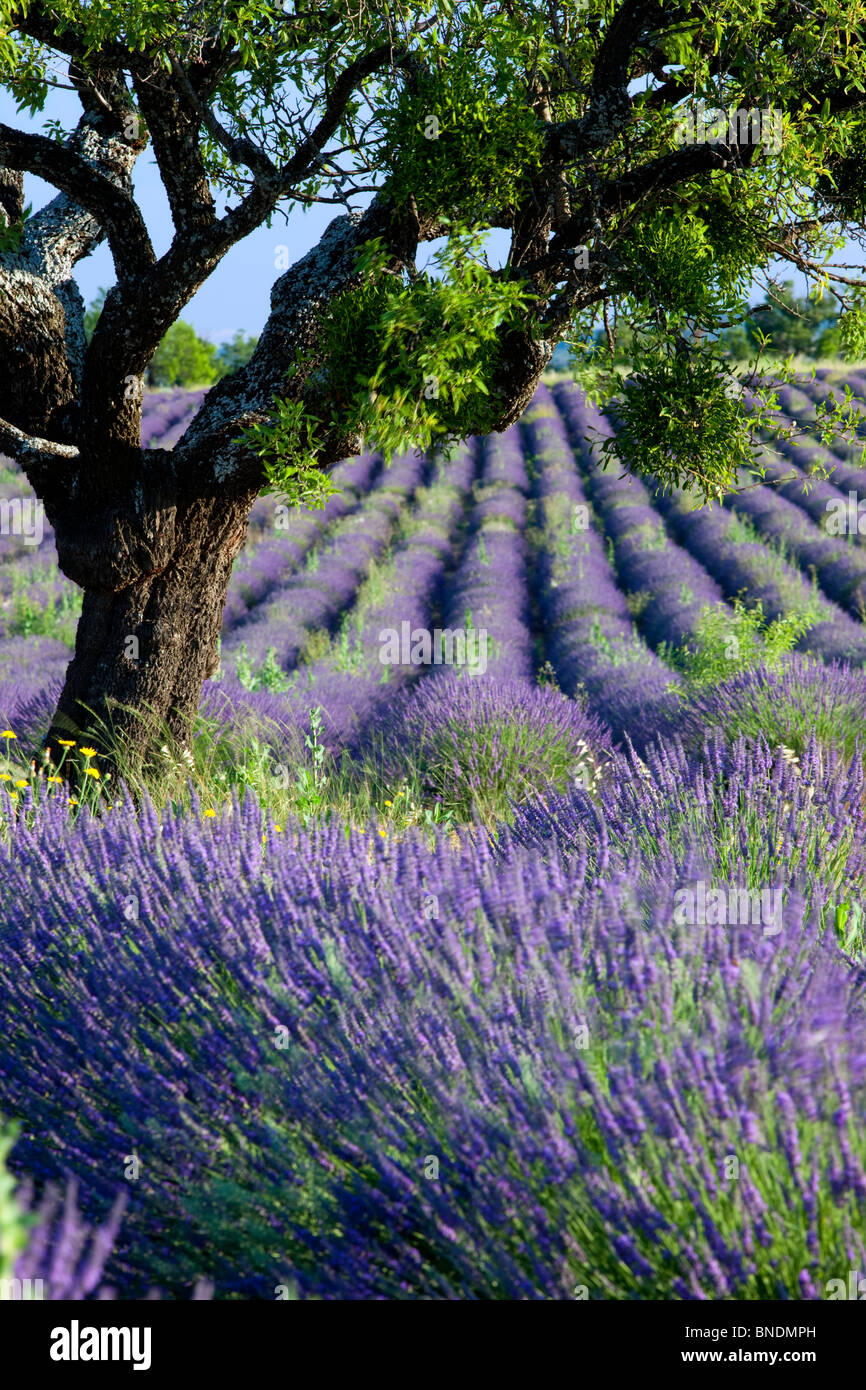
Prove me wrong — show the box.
[84,289,259,388]
[552,282,845,370]
[716,282,842,360]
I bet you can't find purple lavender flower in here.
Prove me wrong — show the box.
[11,1177,126,1299]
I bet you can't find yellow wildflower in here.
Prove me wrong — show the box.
[57,738,76,748]
[204,808,216,818]
[46,776,63,785]
[80,747,98,758]
[14,779,28,788]
[0,773,10,782]
[84,767,100,779]
[1,730,15,740]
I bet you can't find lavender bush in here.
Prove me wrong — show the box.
[680,652,866,762]
[355,673,613,820]
[1,1122,213,1301]
[522,387,680,747]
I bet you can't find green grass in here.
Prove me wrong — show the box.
[659,598,814,692]
[0,700,461,843]
[0,562,82,646]
[4,589,82,645]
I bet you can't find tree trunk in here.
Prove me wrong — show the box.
[44,484,258,785]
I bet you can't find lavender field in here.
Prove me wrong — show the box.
[2,370,866,1300]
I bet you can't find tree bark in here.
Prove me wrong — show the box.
[44,482,258,784]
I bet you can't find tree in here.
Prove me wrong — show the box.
[716,320,752,361]
[214,330,260,380]
[815,321,844,358]
[145,321,219,387]
[1,1,865,782]
[743,280,840,357]
[714,283,842,359]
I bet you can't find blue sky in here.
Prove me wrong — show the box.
[3,84,862,346]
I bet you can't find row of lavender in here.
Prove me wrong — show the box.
[227,367,866,756]
[732,377,866,620]
[222,446,429,678]
[4,371,866,761]
[217,393,689,754]
[280,439,481,747]
[545,378,866,674]
[521,389,682,746]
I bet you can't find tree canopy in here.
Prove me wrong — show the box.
[554,280,846,366]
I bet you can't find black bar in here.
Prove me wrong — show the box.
[4,1296,857,1379]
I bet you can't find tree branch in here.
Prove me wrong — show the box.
[0,121,153,277]
[277,42,416,191]
[545,0,667,162]
[132,69,218,237]
[548,137,759,263]
[170,194,442,492]
[8,110,142,286]
[167,51,279,187]
[79,40,419,426]
[0,415,80,468]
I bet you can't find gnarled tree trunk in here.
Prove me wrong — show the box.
[45,481,258,778]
